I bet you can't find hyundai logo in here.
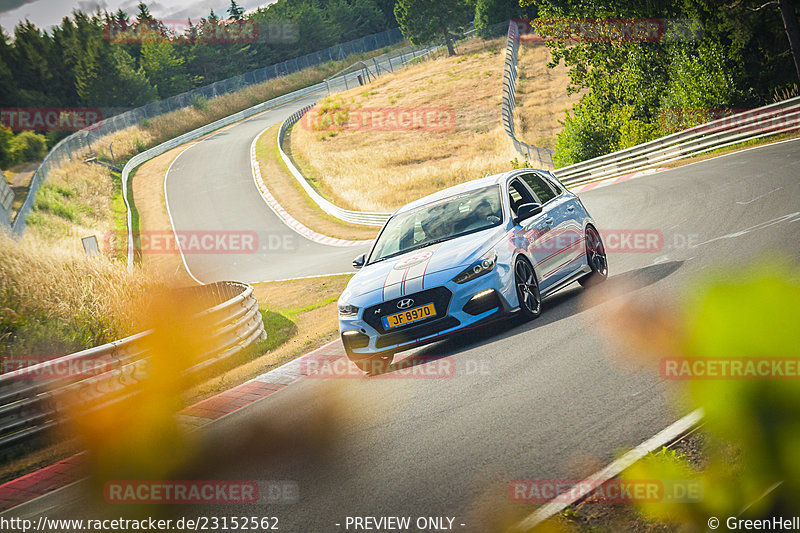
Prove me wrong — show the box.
[396,298,415,310]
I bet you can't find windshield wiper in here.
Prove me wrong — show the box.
[419,237,450,248]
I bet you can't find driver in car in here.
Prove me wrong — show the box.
[420,204,451,242]
[473,199,501,225]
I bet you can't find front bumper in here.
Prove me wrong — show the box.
[338,270,513,358]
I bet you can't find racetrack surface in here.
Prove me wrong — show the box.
[164,90,374,283]
[164,54,418,283]
[5,139,799,530]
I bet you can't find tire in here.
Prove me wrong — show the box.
[578,225,608,287]
[514,257,542,320]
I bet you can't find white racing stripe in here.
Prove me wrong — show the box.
[381,247,441,301]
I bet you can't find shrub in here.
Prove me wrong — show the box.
[661,40,749,115]
[10,131,48,162]
[192,94,209,112]
[614,107,661,150]
[0,126,14,169]
[553,101,619,167]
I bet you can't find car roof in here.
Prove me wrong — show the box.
[393,168,549,215]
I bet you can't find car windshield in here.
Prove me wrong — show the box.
[368,185,503,263]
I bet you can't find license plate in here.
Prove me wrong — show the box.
[382,303,437,329]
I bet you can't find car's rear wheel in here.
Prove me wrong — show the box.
[578,225,608,287]
[514,257,541,320]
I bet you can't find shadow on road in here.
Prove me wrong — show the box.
[371,261,684,376]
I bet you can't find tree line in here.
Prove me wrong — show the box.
[521,0,800,166]
[2,0,798,169]
[0,0,400,111]
[0,0,404,167]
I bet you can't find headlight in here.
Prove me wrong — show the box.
[452,251,497,284]
[338,303,359,317]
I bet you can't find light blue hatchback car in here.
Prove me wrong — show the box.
[337,169,608,371]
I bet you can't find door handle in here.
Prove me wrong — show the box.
[544,217,554,225]
[567,204,575,212]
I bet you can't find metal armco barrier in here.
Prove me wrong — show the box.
[555,96,800,187]
[502,21,555,169]
[278,106,392,227]
[12,27,406,236]
[0,281,266,453]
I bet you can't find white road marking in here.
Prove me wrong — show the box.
[736,187,782,205]
[510,408,704,532]
[692,211,800,247]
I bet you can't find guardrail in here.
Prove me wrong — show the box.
[502,21,555,169]
[554,96,800,187]
[0,281,265,454]
[11,27,406,236]
[277,106,392,226]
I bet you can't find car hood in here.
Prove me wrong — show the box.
[342,225,506,302]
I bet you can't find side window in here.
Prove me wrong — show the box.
[508,179,535,215]
[521,173,559,204]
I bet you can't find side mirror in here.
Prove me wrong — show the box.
[352,253,366,269]
[514,202,542,224]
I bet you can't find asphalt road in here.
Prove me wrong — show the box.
[163,53,421,283]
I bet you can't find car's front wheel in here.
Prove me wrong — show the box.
[514,257,542,320]
[578,225,608,287]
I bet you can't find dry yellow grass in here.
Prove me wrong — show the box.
[289,38,576,213]
[0,230,174,357]
[514,42,583,149]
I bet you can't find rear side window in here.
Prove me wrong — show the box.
[508,178,535,215]
[521,173,559,204]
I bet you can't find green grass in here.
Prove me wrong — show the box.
[119,168,142,265]
[0,306,115,359]
[33,184,81,223]
[283,296,339,319]
[259,309,298,349]
[109,170,131,262]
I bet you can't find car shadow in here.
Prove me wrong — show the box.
[368,260,684,376]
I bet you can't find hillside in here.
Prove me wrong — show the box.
[289,37,578,213]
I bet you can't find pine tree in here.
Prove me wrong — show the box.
[227,0,245,20]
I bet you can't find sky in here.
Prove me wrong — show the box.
[0,0,276,32]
